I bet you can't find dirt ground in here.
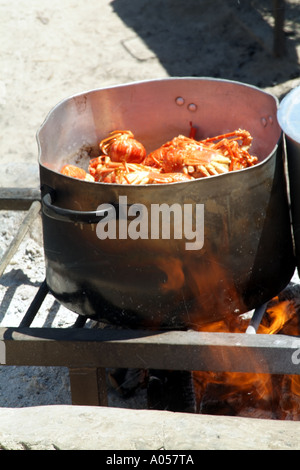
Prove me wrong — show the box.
[1,0,300,188]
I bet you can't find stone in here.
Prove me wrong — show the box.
[0,405,299,450]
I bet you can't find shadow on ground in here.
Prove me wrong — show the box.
[112,0,300,88]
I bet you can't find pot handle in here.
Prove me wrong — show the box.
[41,190,115,224]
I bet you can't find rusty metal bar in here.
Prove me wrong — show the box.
[1,328,300,375]
[69,367,108,406]
[0,188,41,210]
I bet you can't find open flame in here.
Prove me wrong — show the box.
[155,252,300,419]
[257,296,299,335]
[193,288,300,420]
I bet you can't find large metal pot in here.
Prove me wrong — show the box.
[37,78,295,329]
[277,86,300,278]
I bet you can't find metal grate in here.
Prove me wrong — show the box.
[0,188,300,408]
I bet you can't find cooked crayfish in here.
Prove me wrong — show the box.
[99,130,146,163]
[60,128,258,184]
[60,164,94,182]
[88,155,193,184]
[144,129,257,178]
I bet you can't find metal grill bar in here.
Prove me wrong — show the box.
[246,302,268,334]
[0,188,41,211]
[1,327,299,375]
[19,280,49,327]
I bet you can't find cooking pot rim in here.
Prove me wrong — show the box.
[37,77,281,188]
[277,85,300,144]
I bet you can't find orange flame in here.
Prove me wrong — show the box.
[192,292,300,419]
[257,298,294,335]
[154,252,300,419]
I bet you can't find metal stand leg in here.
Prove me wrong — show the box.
[69,367,108,406]
[19,279,49,327]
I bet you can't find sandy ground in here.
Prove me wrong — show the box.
[0,0,300,408]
